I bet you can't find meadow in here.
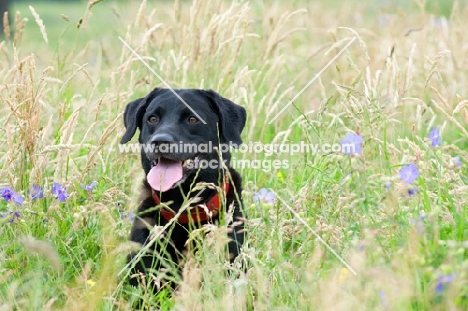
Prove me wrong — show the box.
[1,0,467,310]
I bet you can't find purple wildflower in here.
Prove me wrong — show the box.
[253,188,276,204]
[452,156,462,168]
[120,211,135,222]
[408,188,417,196]
[1,187,23,206]
[433,16,448,29]
[341,174,351,184]
[13,193,24,206]
[385,182,391,190]
[429,127,441,147]
[1,187,15,201]
[356,243,365,252]
[399,164,420,184]
[30,184,44,200]
[8,211,21,223]
[410,216,423,234]
[52,182,69,203]
[340,133,364,155]
[435,273,456,294]
[81,181,98,191]
[379,290,387,309]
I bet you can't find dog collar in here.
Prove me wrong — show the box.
[152,177,230,224]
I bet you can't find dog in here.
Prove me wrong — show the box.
[120,88,247,291]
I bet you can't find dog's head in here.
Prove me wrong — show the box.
[120,88,246,192]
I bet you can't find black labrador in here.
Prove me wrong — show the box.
[120,88,247,291]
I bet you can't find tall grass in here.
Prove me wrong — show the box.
[1,0,467,310]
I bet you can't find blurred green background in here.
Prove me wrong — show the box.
[0,0,460,46]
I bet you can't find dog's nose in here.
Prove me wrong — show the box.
[151,133,175,145]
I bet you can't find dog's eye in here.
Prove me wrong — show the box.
[188,116,198,123]
[148,116,159,124]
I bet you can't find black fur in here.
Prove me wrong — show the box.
[121,88,247,291]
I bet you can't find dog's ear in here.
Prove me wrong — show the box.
[205,90,247,145]
[120,88,162,144]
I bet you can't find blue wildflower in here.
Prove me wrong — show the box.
[341,174,352,184]
[429,127,441,147]
[435,273,455,294]
[8,211,21,223]
[399,164,420,184]
[356,243,365,252]
[1,187,15,201]
[1,187,23,206]
[379,290,387,309]
[81,181,98,191]
[340,133,364,155]
[120,211,135,222]
[30,184,44,200]
[52,182,69,203]
[408,188,417,196]
[433,16,448,29]
[410,215,424,234]
[13,193,24,206]
[385,182,391,190]
[253,188,276,204]
[452,156,462,168]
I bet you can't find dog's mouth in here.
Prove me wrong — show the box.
[147,157,198,192]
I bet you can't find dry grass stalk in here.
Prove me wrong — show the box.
[53,107,81,181]
[20,237,63,272]
[134,0,147,27]
[3,11,10,39]
[84,113,123,172]
[431,86,468,138]
[78,0,104,29]
[13,11,27,46]
[28,6,48,44]
[0,53,45,188]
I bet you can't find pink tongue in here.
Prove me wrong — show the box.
[147,159,183,192]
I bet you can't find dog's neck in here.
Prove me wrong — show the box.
[151,175,230,224]
[147,169,227,209]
